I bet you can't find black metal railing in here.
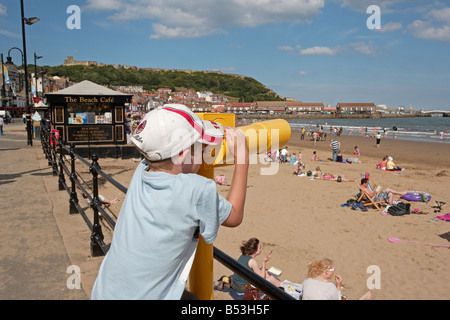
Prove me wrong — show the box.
[40,126,295,300]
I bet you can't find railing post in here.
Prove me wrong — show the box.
[45,128,52,166]
[58,135,66,191]
[69,143,79,214]
[89,153,105,257]
[51,132,58,176]
[41,126,47,159]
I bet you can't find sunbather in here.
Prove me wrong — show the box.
[313,166,349,182]
[360,178,408,205]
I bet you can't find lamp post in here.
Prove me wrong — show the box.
[34,51,43,98]
[1,53,5,108]
[20,0,39,146]
[5,47,25,111]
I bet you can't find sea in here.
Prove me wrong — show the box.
[284,117,450,144]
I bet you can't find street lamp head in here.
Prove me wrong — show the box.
[5,56,14,65]
[24,17,40,25]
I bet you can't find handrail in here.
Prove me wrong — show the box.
[39,125,295,300]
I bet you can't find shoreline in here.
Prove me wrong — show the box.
[236,113,435,120]
[286,129,450,169]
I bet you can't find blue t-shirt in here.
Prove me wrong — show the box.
[91,160,232,300]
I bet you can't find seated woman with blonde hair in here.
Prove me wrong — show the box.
[302,258,373,300]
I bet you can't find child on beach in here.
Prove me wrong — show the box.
[376,156,388,170]
[293,161,306,176]
[311,151,321,161]
[353,146,362,163]
[302,258,373,300]
[91,104,249,300]
[289,152,297,165]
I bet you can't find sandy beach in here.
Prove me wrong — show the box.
[40,127,450,300]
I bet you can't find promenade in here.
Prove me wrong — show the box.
[0,121,87,300]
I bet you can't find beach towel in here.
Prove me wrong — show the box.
[434,213,450,222]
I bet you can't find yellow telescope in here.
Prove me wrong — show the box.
[189,113,291,300]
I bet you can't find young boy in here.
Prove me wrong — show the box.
[91,104,249,300]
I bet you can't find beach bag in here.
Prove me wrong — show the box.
[243,285,269,300]
[351,200,367,212]
[388,202,410,216]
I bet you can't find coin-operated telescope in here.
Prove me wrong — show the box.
[189,113,291,300]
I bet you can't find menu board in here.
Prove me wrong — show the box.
[67,125,114,143]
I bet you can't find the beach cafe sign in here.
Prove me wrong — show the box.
[45,80,132,145]
[63,96,116,104]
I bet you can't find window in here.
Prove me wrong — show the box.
[67,102,112,124]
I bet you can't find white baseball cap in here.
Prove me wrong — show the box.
[130,104,224,161]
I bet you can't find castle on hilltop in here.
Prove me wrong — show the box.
[62,56,245,78]
[63,56,116,68]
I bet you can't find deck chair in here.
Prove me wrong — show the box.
[354,180,385,211]
[361,172,381,193]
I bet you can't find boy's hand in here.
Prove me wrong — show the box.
[224,127,248,165]
[221,126,249,228]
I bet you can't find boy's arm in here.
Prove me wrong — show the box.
[222,128,249,227]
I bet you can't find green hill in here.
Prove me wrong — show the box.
[41,65,284,102]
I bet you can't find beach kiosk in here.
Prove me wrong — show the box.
[45,80,132,146]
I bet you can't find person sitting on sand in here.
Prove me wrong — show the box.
[302,258,373,300]
[293,162,306,176]
[289,152,297,165]
[336,150,343,162]
[311,151,321,161]
[386,156,405,171]
[360,178,408,205]
[230,238,282,295]
[376,156,388,170]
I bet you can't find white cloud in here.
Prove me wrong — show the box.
[427,7,450,23]
[85,0,325,39]
[350,41,377,56]
[408,7,450,42]
[279,41,379,56]
[331,0,428,13]
[85,0,124,11]
[0,29,20,39]
[278,44,339,56]
[379,21,403,33]
[299,46,337,55]
[408,19,450,42]
[0,3,6,16]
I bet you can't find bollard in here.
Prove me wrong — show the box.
[188,114,291,300]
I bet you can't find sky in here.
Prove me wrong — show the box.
[1,0,449,110]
